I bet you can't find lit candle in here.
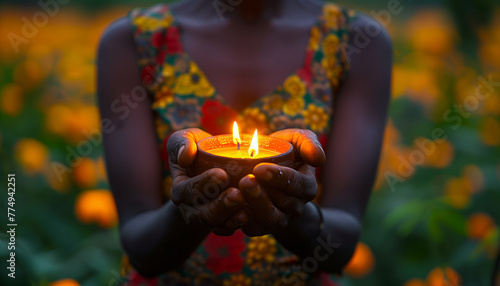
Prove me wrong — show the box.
[191,122,295,187]
[233,121,241,150]
[206,125,280,159]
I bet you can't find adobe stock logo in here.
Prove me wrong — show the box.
[7,0,71,54]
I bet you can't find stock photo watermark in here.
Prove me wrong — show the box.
[282,235,340,285]
[50,65,159,181]
[384,73,500,191]
[7,0,71,53]
[6,174,17,279]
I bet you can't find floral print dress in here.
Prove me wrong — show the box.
[121,3,357,286]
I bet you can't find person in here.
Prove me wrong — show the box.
[97,0,392,284]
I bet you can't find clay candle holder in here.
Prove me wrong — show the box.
[191,124,295,188]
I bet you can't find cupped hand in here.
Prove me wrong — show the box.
[238,129,326,237]
[167,128,248,236]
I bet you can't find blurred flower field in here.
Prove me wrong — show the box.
[0,2,499,286]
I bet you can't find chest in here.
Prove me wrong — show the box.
[178,22,314,112]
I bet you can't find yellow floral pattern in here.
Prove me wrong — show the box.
[174,62,215,97]
[246,235,277,267]
[283,75,307,98]
[127,2,356,285]
[303,104,330,132]
[223,274,252,286]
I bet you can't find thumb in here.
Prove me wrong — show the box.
[166,128,212,168]
[270,129,326,167]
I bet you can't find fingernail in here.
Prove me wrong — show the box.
[246,183,260,198]
[224,196,238,207]
[177,145,186,163]
[261,170,273,181]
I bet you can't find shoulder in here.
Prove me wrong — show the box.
[98,17,133,56]
[338,12,393,75]
[339,14,393,100]
[348,13,392,53]
[320,3,392,50]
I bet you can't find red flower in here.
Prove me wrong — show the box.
[201,100,238,135]
[203,230,245,275]
[166,26,183,54]
[152,31,166,48]
[152,32,168,64]
[297,50,314,86]
[141,64,157,88]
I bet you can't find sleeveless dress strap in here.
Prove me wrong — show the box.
[315,4,358,90]
[128,4,178,91]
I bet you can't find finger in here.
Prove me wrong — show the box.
[241,221,266,237]
[171,168,228,205]
[253,163,317,202]
[270,129,326,167]
[224,209,249,229]
[265,188,304,219]
[239,174,288,233]
[210,226,239,236]
[199,187,245,226]
[167,128,212,168]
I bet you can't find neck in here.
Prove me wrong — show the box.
[225,0,283,23]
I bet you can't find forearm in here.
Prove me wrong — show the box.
[273,202,361,273]
[120,200,209,277]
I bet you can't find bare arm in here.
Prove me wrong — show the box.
[97,18,209,277]
[271,15,392,272]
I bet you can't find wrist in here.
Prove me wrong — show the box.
[169,201,211,236]
[272,202,323,249]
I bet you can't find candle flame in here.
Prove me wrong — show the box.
[233,121,241,149]
[249,129,259,157]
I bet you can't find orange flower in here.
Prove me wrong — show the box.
[45,104,73,135]
[65,105,100,143]
[444,177,471,209]
[44,164,71,193]
[405,70,441,111]
[422,140,454,169]
[13,57,47,90]
[480,117,500,146]
[466,212,496,240]
[407,10,456,56]
[483,93,500,115]
[49,279,80,286]
[14,138,48,174]
[73,157,98,188]
[0,84,24,116]
[46,104,100,144]
[462,165,484,193]
[426,267,461,286]
[344,242,374,278]
[75,189,118,228]
[403,279,427,286]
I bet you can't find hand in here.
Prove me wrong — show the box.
[167,128,248,236]
[238,129,326,237]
